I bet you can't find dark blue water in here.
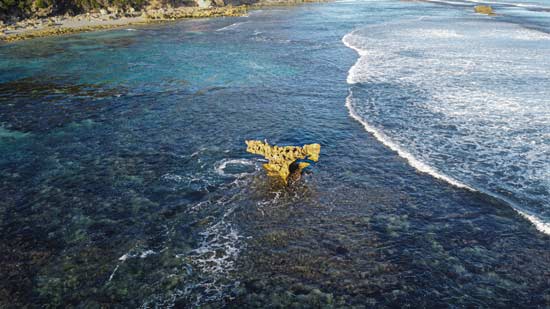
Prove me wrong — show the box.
[1,1,549,307]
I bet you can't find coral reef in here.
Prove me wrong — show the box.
[245,140,320,184]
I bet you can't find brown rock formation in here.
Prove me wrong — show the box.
[245,140,321,185]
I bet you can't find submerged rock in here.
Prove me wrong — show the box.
[245,140,321,185]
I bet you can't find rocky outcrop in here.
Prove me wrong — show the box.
[474,5,495,15]
[0,0,325,42]
[1,0,323,23]
[141,5,246,20]
[246,140,321,185]
[0,5,248,42]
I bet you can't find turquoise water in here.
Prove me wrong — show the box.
[1,1,549,307]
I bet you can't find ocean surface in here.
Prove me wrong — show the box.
[344,1,550,234]
[1,0,549,307]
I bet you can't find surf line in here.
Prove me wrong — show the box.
[216,21,247,31]
[341,31,550,236]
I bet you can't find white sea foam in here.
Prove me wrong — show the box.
[345,94,472,190]
[516,210,550,234]
[342,20,550,235]
[424,0,550,10]
[466,0,550,10]
[216,21,247,32]
[107,249,159,283]
[214,158,258,178]
[107,264,120,282]
[424,0,472,6]
[161,173,186,182]
[119,249,157,261]
[138,175,250,306]
[148,172,253,306]
[180,192,246,305]
[343,29,471,190]
[189,220,242,274]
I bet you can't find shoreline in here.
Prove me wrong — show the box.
[0,6,248,43]
[0,1,325,43]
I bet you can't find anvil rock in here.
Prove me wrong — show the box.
[474,5,495,15]
[245,140,321,184]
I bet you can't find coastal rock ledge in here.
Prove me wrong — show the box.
[474,5,495,15]
[0,0,326,42]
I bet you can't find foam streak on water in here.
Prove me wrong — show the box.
[344,92,472,190]
[342,19,550,235]
[425,0,550,10]
[216,21,248,32]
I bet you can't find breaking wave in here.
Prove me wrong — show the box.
[342,19,550,235]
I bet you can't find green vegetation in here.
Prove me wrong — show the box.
[0,0,155,20]
[33,0,49,9]
[1,5,248,41]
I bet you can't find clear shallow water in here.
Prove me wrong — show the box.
[0,1,549,307]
